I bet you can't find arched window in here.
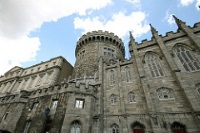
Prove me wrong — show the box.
[157,87,175,100]
[110,70,115,85]
[128,92,135,103]
[125,67,132,82]
[196,83,200,94]
[110,94,117,105]
[174,45,200,72]
[70,120,81,133]
[171,122,186,133]
[145,53,164,77]
[112,124,119,133]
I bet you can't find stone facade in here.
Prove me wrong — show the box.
[0,16,200,133]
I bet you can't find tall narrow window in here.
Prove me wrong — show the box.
[70,120,81,133]
[51,99,58,109]
[145,53,164,77]
[112,124,119,133]
[125,67,132,82]
[110,94,117,105]
[110,70,115,85]
[0,112,9,123]
[174,45,200,72]
[75,99,84,109]
[23,121,31,133]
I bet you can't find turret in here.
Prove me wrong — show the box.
[73,30,125,77]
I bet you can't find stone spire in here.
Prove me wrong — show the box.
[173,15,185,28]
[149,24,158,35]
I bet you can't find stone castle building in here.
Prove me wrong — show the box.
[0,16,200,133]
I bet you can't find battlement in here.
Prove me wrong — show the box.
[0,78,98,104]
[75,30,125,57]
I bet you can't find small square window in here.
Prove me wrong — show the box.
[75,99,84,109]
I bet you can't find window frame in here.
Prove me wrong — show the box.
[125,67,132,83]
[51,99,59,109]
[156,87,175,100]
[70,120,81,133]
[112,124,119,133]
[109,70,115,85]
[110,94,117,105]
[145,53,164,78]
[128,92,136,103]
[174,45,200,72]
[75,99,85,109]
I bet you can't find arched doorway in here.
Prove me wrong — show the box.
[132,122,145,133]
[171,122,186,133]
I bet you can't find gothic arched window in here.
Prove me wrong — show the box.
[110,70,115,85]
[145,53,164,77]
[70,120,81,133]
[125,67,132,82]
[157,87,175,100]
[196,84,200,94]
[112,124,119,133]
[174,45,200,72]
[110,94,117,105]
[128,92,135,103]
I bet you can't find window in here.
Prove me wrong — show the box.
[110,70,115,85]
[23,121,31,133]
[145,53,164,77]
[110,94,117,105]
[112,124,119,133]
[128,92,135,103]
[0,112,9,122]
[196,84,200,94]
[51,100,58,109]
[125,67,132,82]
[75,99,84,109]
[32,102,39,110]
[103,47,115,57]
[174,45,200,72]
[157,87,175,100]
[70,120,81,133]
[79,50,85,59]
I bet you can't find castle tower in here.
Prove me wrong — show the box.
[73,30,125,77]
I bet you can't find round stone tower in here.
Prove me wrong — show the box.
[73,30,125,77]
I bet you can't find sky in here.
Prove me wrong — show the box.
[0,0,200,75]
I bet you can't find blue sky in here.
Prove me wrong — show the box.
[0,0,200,75]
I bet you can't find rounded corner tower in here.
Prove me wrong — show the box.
[73,30,125,77]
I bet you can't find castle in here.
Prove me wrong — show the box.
[0,16,200,133]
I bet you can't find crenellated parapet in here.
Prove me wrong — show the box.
[0,78,99,105]
[75,30,125,57]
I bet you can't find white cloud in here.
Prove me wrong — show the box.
[196,0,200,10]
[74,11,149,39]
[179,0,195,6]
[125,0,140,4]
[164,11,175,25]
[0,0,111,75]
[0,36,40,75]
[179,0,200,10]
